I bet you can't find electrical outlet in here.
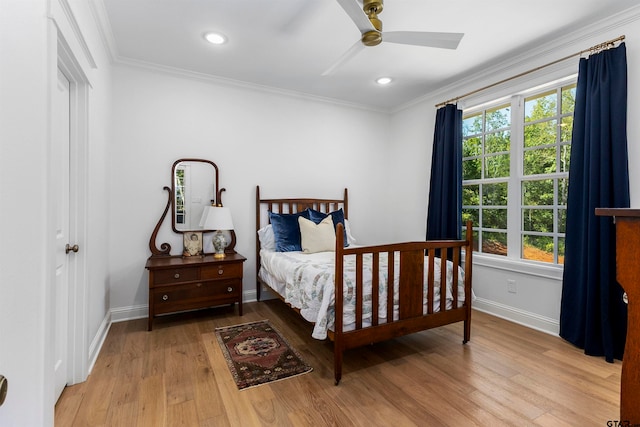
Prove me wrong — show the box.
[507,279,517,294]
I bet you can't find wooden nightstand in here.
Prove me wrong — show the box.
[145,253,246,330]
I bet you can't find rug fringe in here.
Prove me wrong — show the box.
[238,367,314,391]
[214,319,269,331]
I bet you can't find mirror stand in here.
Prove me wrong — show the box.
[148,186,172,257]
[148,159,236,259]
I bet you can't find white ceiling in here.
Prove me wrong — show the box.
[98,0,638,111]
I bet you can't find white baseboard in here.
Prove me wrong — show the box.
[473,297,559,336]
[110,304,148,323]
[243,289,258,303]
[87,311,111,375]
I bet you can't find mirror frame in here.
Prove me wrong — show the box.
[148,158,236,258]
[171,158,220,233]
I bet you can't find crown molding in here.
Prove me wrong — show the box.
[89,0,119,64]
[114,56,390,114]
[395,4,640,114]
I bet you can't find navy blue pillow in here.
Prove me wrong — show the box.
[308,208,349,247]
[269,210,310,252]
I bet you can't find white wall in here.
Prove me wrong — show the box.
[0,2,51,425]
[109,65,392,317]
[389,7,640,334]
[0,1,112,425]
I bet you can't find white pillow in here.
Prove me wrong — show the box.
[299,215,336,253]
[344,219,357,245]
[257,224,276,251]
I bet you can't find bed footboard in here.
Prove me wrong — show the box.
[332,221,473,385]
[255,186,473,385]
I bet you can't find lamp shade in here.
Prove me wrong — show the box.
[200,206,234,231]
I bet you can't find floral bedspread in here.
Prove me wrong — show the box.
[259,250,466,340]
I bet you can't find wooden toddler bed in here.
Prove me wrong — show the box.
[255,186,473,384]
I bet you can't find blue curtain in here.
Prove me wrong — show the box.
[426,104,462,241]
[560,43,629,363]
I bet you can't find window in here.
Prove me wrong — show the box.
[462,80,576,265]
[175,167,186,225]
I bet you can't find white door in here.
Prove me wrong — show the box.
[53,67,71,401]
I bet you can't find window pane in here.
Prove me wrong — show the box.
[486,131,510,153]
[522,179,553,206]
[462,208,479,226]
[522,234,554,263]
[561,84,576,115]
[483,182,508,206]
[462,80,573,265]
[524,120,557,148]
[463,159,481,180]
[463,185,479,205]
[482,231,507,256]
[485,154,510,178]
[175,169,185,224]
[486,105,510,132]
[558,208,566,233]
[525,90,557,121]
[463,136,482,157]
[523,147,556,175]
[463,114,483,136]
[522,208,553,232]
[483,208,507,229]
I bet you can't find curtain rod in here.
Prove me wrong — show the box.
[435,34,626,108]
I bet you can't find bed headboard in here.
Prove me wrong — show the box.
[255,185,348,300]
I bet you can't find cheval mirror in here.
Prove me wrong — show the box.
[148,158,237,258]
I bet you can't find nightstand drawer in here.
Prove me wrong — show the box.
[146,253,246,330]
[153,267,200,285]
[153,280,240,315]
[201,262,242,280]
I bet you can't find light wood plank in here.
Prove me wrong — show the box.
[56,302,622,426]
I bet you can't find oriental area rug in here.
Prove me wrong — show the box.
[215,320,313,390]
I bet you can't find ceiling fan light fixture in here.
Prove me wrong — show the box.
[204,32,227,45]
[376,77,392,85]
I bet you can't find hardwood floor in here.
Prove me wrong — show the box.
[55,300,621,426]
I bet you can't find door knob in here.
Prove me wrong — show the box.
[65,244,79,254]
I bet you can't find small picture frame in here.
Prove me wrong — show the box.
[183,232,203,257]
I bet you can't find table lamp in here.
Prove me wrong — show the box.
[200,206,234,258]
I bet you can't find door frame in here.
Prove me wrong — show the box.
[53,32,89,387]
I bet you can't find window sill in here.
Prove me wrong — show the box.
[470,252,564,281]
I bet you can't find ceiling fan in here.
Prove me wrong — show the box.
[323,0,464,75]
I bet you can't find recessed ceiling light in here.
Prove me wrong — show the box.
[376,77,392,85]
[204,32,227,45]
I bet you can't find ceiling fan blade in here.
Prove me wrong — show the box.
[322,39,365,76]
[383,31,464,50]
[336,0,374,33]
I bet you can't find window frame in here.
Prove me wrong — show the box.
[462,76,576,270]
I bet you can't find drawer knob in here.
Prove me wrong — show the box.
[218,269,224,275]
[174,273,180,279]
[162,294,169,301]
[196,283,202,287]
[227,287,233,293]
